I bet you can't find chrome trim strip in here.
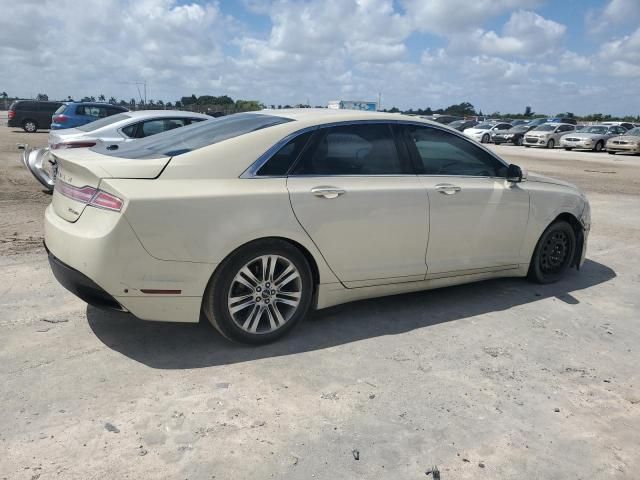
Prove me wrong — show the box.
[239,119,510,179]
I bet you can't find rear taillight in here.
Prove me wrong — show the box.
[55,180,123,212]
[53,114,69,123]
[51,141,97,150]
[8,110,15,119]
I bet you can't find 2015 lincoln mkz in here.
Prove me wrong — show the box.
[44,109,591,344]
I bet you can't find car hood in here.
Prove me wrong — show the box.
[566,132,604,139]
[608,135,640,143]
[464,128,490,134]
[527,172,578,190]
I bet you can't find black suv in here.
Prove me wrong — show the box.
[8,100,63,132]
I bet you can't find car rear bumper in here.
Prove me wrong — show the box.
[44,204,215,322]
[45,244,125,311]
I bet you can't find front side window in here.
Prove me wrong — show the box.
[292,123,406,175]
[403,125,508,177]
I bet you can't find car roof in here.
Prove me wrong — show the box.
[66,102,127,107]
[254,108,438,126]
[124,110,211,119]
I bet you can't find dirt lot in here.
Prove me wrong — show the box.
[1,117,639,479]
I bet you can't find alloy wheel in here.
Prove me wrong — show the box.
[227,255,302,334]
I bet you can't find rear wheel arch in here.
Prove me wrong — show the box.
[205,236,321,302]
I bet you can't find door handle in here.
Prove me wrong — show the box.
[311,186,346,199]
[435,184,462,195]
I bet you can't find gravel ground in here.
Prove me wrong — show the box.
[1,118,639,479]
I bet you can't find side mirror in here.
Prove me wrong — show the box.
[506,164,526,183]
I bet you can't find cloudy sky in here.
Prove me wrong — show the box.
[1,0,639,115]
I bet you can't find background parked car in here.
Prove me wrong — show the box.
[526,118,551,128]
[51,102,128,130]
[463,122,512,143]
[7,100,63,132]
[606,127,640,155]
[548,117,578,125]
[492,124,535,146]
[447,119,478,132]
[25,110,211,191]
[601,121,634,131]
[524,123,575,148]
[560,125,626,152]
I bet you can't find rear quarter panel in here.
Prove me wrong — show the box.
[103,177,339,284]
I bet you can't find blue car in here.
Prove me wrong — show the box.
[51,102,129,130]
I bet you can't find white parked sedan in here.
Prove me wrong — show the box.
[44,110,590,344]
[48,110,211,150]
[463,122,512,143]
[560,125,627,152]
[23,110,211,190]
[523,123,575,148]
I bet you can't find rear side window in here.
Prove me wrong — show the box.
[54,105,67,115]
[292,124,407,175]
[96,113,292,159]
[256,130,314,176]
[403,125,508,177]
[14,102,35,111]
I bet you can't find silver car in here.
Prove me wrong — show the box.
[523,123,575,149]
[560,125,627,152]
[23,110,211,190]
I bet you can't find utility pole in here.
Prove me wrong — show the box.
[377,92,382,111]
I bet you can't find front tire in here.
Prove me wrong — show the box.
[203,239,313,344]
[22,119,38,133]
[594,141,604,152]
[481,134,490,144]
[516,136,523,146]
[547,139,555,149]
[528,221,576,284]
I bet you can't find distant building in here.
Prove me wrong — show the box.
[328,100,378,111]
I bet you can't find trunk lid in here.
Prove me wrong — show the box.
[51,148,170,222]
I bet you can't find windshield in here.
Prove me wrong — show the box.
[475,123,493,130]
[625,127,640,136]
[534,124,556,132]
[578,126,607,134]
[96,112,293,159]
[510,125,529,132]
[77,113,131,132]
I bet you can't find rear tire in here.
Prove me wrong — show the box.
[547,139,555,149]
[594,141,604,152]
[516,137,523,146]
[528,221,576,284]
[202,239,313,344]
[22,119,38,133]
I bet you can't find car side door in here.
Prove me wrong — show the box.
[286,122,429,287]
[399,124,530,275]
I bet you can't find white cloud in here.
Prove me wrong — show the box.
[587,0,640,33]
[0,0,637,115]
[402,0,542,35]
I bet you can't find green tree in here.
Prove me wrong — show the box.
[36,93,48,101]
[108,96,117,104]
[98,94,106,102]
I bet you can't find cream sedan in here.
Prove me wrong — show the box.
[44,110,590,344]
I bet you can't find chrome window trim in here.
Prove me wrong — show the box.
[239,119,510,179]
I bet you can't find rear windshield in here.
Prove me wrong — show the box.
[95,112,293,159]
[77,113,131,132]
